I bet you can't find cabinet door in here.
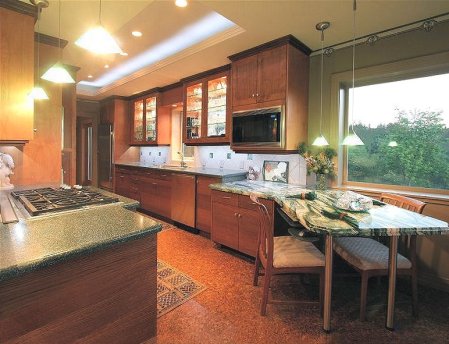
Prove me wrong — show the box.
[211,202,239,250]
[154,179,172,218]
[231,55,258,107]
[196,176,220,233]
[171,173,196,227]
[132,100,144,143]
[185,82,203,141]
[257,45,287,103]
[206,76,227,138]
[238,208,260,257]
[145,96,157,142]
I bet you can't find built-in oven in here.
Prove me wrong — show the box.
[231,106,284,149]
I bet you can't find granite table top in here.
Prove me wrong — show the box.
[0,189,161,282]
[115,161,247,181]
[209,180,449,237]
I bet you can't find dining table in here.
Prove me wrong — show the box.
[278,189,449,332]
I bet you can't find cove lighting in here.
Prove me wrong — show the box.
[175,0,188,7]
[78,12,237,90]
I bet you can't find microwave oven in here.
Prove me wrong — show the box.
[232,106,285,148]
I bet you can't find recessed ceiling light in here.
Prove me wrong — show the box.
[104,64,109,69]
[88,75,93,78]
[175,0,188,7]
[120,52,128,56]
[132,31,142,37]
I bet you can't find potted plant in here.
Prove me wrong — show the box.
[298,143,337,190]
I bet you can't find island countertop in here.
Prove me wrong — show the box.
[115,161,247,180]
[0,192,161,282]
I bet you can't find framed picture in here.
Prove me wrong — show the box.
[262,160,289,183]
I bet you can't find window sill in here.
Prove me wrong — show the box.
[337,184,449,206]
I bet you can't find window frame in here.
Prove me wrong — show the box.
[330,51,449,196]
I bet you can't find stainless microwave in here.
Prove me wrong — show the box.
[232,106,285,148]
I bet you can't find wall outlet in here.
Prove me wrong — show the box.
[227,153,232,159]
[209,152,214,159]
[247,154,253,160]
[140,151,143,156]
[149,152,152,156]
[158,151,161,156]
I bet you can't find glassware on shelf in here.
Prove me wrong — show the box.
[186,83,203,139]
[207,76,227,137]
[145,96,157,142]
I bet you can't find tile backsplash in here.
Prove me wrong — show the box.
[140,145,306,185]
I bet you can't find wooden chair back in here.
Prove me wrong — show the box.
[380,193,426,214]
[250,194,274,267]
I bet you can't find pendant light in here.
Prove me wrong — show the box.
[29,0,49,99]
[41,0,75,83]
[312,21,330,146]
[342,0,364,146]
[75,0,123,54]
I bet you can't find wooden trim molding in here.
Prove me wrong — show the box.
[180,64,231,84]
[0,0,37,18]
[160,81,183,92]
[228,35,312,61]
[35,32,68,48]
[0,140,29,146]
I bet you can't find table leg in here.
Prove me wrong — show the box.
[323,234,333,333]
[386,235,398,330]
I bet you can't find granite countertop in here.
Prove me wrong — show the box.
[210,180,449,237]
[0,190,161,282]
[115,161,247,179]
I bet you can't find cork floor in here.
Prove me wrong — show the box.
[152,227,449,344]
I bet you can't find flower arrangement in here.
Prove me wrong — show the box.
[298,143,337,177]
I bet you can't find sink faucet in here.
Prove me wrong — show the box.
[177,144,187,168]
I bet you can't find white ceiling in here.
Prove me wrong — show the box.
[25,0,449,100]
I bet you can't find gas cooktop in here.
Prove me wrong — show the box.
[11,187,119,216]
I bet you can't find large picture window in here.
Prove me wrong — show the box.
[345,72,449,191]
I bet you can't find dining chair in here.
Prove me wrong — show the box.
[333,193,425,321]
[250,194,325,316]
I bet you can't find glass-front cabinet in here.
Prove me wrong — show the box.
[183,70,230,144]
[131,94,162,145]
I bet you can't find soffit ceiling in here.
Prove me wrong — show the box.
[21,0,449,100]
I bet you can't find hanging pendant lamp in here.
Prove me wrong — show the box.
[29,1,49,99]
[75,0,123,54]
[41,0,75,84]
[312,21,330,147]
[342,0,364,146]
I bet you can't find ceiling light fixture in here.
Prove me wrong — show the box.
[132,31,142,37]
[312,21,330,147]
[41,0,75,83]
[120,52,128,56]
[29,0,49,100]
[175,0,188,7]
[104,64,109,69]
[342,0,364,146]
[88,75,93,78]
[75,0,123,54]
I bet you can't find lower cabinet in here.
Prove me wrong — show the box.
[171,173,196,227]
[115,167,140,202]
[140,170,172,219]
[196,176,220,233]
[211,190,274,257]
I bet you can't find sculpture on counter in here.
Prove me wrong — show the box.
[0,152,15,190]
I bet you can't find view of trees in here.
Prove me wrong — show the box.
[347,109,449,190]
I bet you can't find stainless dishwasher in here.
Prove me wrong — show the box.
[171,173,196,227]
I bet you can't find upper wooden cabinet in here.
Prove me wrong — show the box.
[0,6,35,142]
[130,93,170,146]
[229,35,311,152]
[231,46,287,107]
[182,69,231,145]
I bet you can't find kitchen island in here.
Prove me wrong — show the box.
[0,189,161,343]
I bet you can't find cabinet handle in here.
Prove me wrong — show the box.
[119,175,124,178]
[238,214,242,218]
[256,93,259,97]
[251,93,255,98]
[161,174,167,177]
[152,182,157,185]
[222,196,231,199]
[234,213,238,217]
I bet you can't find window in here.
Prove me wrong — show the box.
[344,72,449,192]
[171,107,194,162]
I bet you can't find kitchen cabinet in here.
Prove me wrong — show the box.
[231,46,286,107]
[211,190,274,256]
[130,93,170,146]
[171,173,196,227]
[183,70,231,145]
[140,170,172,218]
[115,167,140,202]
[0,6,34,142]
[229,36,310,152]
[196,176,220,233]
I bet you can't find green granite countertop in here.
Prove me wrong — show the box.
[115,161,247,180]
[0,191,161,282]
[210,180,449,237]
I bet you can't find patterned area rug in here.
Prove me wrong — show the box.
[157,260,206,317]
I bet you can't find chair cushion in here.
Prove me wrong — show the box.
[334,237,412,271]
[273,236,325,268]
